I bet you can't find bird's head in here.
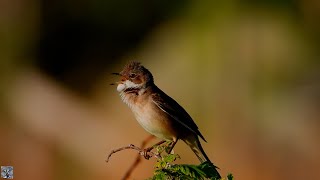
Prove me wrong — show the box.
[112,61,154,92]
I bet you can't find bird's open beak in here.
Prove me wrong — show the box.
[111,72,120,76]
[110,72,122,85]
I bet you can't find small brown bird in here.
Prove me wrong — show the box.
[113,61,220,177]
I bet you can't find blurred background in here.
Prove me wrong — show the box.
[0,0,320,179]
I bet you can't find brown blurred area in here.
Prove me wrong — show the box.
[1,0,320,179]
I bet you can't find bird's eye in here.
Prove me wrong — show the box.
[129,73,136,78]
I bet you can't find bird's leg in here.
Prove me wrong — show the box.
[166,139,178,154]
[143,140,166,159]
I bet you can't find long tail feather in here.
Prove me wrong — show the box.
[183,135,221,179]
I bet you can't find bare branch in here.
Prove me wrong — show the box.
[122,135,155,180]
[106,141,160,163]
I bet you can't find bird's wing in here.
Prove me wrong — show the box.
[151,86,206,142]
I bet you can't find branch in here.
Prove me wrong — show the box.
[122,135,155,180]
[106,142,160,163]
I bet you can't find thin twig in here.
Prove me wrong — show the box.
[122,135,155,180]
[106,139,160,163]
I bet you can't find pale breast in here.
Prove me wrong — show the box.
[129,95,177,141]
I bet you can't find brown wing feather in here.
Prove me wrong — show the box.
[151,86,207,142]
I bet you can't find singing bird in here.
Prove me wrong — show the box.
[112,61,220,178]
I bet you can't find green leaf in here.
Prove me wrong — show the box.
[147,142,231,179]
[227,173,234,180]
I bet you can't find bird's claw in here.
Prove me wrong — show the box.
[142,147,153,159]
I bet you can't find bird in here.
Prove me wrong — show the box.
[112,61,220,178]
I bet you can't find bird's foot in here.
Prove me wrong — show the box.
[142,146,154,159]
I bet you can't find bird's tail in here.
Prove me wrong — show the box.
[183,135,221,179]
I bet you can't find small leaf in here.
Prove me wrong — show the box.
[227,173,234,180]
[165,154,178,163]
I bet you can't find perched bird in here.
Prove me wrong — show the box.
[112,61,220,178]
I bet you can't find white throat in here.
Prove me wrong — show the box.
[117,80,142,92]
[117,80,142,109]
